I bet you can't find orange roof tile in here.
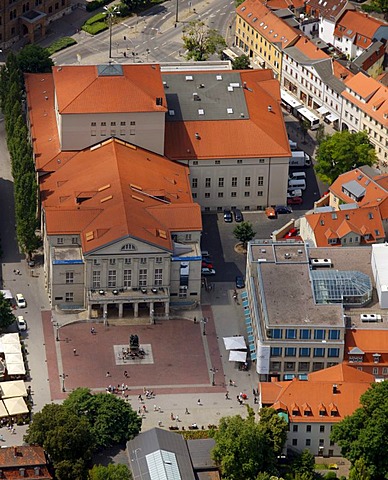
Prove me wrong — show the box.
[52,64,167,114]
[261,364,374,423]
[259,0,304,10]
[41,138,201,253]
[305,205,384,246]
[333,60,354,82]
[164,70,290,160]
[237,0,299,49]
[305,0,349,20]
[334,10,386,49]
[345,329,388,354]
[0,445,51,469]
[342,72,388,126]
[292,36,328,60]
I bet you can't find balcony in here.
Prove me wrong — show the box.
[88,287,169,303]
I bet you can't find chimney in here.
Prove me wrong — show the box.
[195,133,201,140]
[14,446,18,457]
[332,384,338,394]
[268,105,272,112]
[243,81,247,89]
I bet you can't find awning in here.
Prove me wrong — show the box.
[3,396,29,415]
[326,113,339,123]
[317,106,329,115]
[0,333,20,345]
[223,336,247,350]
[0,401,8,418]
[6,363,26,375]
[0,380,27,398]
[5,353,24,364]
[229,350,247,362]
[2,343,21,354]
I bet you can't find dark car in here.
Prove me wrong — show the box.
[287,196,303,205]
[275,205,292,214]
[233,209,244,222]
[223,209,233,222]
[235,275,245,289]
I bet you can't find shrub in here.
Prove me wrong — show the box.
[47,37,77,55]
[85,12,106,25]
[82,22,109,35]
[362,3,382,13]
[86,0,111,11]
[324,473,338,480]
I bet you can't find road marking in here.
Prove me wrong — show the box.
[215,8,220,12]
[220,12,226,15]
[151,36,155,40]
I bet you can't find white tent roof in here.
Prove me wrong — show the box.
[6,363,26,375]
[0,380,27,398]
[4,396,29,415]
[2,343,22,354]
[1,333,20,345]
[229,350,247,362]
[223,336,247,350]
[0,401,8,418]
[5,353,24,364]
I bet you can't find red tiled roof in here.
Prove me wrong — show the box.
[258,0,304,10]
[260,364,374,423]
[52,64,167,114]
[41,138,201,253]
[334,10,387,49]
[291,36,329,60]
[164,70,291,160]
[0,446,51,473]
[237,0,299,49]
[333,60,354,82]
[305,0,349,20]
[305,206,385,246]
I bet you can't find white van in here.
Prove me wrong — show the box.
[288,179,306,190]
[289,171,306,180]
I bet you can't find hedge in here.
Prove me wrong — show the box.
[47,37,77,55]
[82,22,109,35]
[85,12,107,25]
[86,0,111,12]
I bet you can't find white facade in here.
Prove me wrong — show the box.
[287,421,340,456]
[371,243,388,309]
[319,17,336,45]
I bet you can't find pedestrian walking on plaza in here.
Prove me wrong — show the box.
[194,316,197,323]
[225,391,229,400]
[185,408,189,414]
[170,412,174,421]
[124,370,128,378]
[106,371,111,377]
[154,405,157,411]
[176,415,179,422]
[253,388,256,396]
[73,349,76,356]
[138,394,143,401]
[197,399,201,406]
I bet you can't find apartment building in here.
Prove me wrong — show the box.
[235,0,299,77]
[0,0,71,48]
[305,0,350,45]
[260,364,374,456]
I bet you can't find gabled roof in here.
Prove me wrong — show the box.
[164,69,291,160]
[0,445,51,470]
[342,72,388,126]
[334,11,387,49]
[237,0,299,49]
[305,205,384,246]
[52,64,167,114]
[258,0,305,11]
[346,329,388,354]
[261,364,374,423]
[41,138,201,253]
[286,36,329,61]
[305,0,349,21]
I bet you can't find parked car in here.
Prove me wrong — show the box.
[285,227,298,238]
[201,250,211,258]
[287,196,303,205]
[202,260,214,269]
[201,267,216,275]
[16,315,27,331]
[233,209,243,222]
[287,188,303,198]
[235,275,245,289]
[265,207,277,219]
[275,205,292,214]
[15,293,26,308]
[223,209,233,223]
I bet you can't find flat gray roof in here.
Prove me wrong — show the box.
[162,72,249,122]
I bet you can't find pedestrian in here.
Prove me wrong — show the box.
[73,348,76,356]
[252,388,256,396]
[176,415,179,422]
[236,395,240,402]
[138,406,141,414]
[170,412,174,421]
[185,407,189,414]
[254,397,258,404]
[138,394,143,401]
[158,420,162,426]
[194,316,197,323]
[124,370,128,378]
[229,379,233,386]
[225,391,229,400]
[158,406,162,412]
[11,427,15,434]
[142,405,147,412]
[197,399,201,406]
[154,405,157,411]
[106,371,111,377]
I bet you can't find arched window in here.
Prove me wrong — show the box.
[121,243,136,251]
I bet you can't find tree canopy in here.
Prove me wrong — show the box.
[233,221,256,248]
[314,130,377,185]
[0,292,16,329]
[331,381,388,479]
[212,410,288,480]
[88,464,132,480]
[232,54,251,70]
[16,45,54,73]
[182,21,226,61]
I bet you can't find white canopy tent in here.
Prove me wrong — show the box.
[2,343,21,354]
[6,363,26,376]
[0,380,27,398]
[1,333,20,345]
[5,353,24,364]
[229,350,247,362]
[4,396,29,415]
[0,401,8,418]
[223,336,247,350]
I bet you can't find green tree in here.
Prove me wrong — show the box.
[182,21,226,61]
[235,0,244,5]
[348,458,373,480]
[232,54,251,70]
[291,450,316,480]
[63,388,142,448]
[89,464,132,480]
[315,123,325,145]
[331,381,388,479]
[212,415,278,480]
[258,408,288,456]
[0,292,15,329]
[55,459,88,480]
[315,130,377,185]
[16,45,54,73]
[15,171,39,258]
[233,221,256,248]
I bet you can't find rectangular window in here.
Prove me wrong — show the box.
[72,237,78,244]
[154,268,163,286]
[269,329,282,339]
[320,425,325,433]
[286,329,296,339]
[271,347,282,356]
[155,257,163,264]
[218,192,224,198]
[306,439,311,446]
[109,259,116,266]
[205,193,210,198]
[192,178,198,188]
[306,425,311,432]
[231,192,237,197]
[328,348,340,358]
[300,329,311,340]
[205,178,211,188]
[65,272,74,284]
[123,269,132,287]
[292,439,297,446]
[219,178,224,188]
[124,258,131,265]
[314,329,325,340]
[244,192,250,197]
[57,237,64,245]
[314,348,325,357]
[65,292,74,302]
[257,191,263,197]
[285,362,295,371]
[299,348,311,357]
[299,362,310,371]
[139,269,147,287]
[328,330,340,340]
[140,258,147,264]
[92,271,101,289]
[179,287,187,298]
[245,177,251,187]
[93,259,100,266]
[285,347,296,356]
[293,425,298,432]
[108,270,117,288]
[231,177,237,187]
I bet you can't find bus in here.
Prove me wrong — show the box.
[296,106,320,130]
[280,89,303,115]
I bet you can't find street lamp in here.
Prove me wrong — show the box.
[210,367,218,386]
[54,322,60,342]
[201,317,207,336]
[60,372,68,392]
[103,5,120,59]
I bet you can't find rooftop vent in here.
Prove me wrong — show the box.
[216,75,222,81]
[198,83,205,88]
[193,92,200,101]
[268,105,272,112]
[332,384,338,394]
[185,75,193,81]
[240,113,245,118]
[156,97,163,106]
[227,108,233,114]
[195,132,201,139]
